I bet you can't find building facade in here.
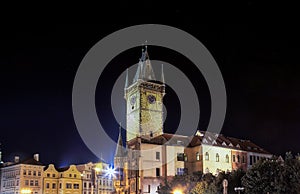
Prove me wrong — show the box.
[76,161,114,194]
[113,47,273,194]
[56,165,82,194]
[43,164,58,194]
[0,154,44,194]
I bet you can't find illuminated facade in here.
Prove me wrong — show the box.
[56,165,82,194]
[43,164,58,194]
[76,161,114,194]
[113,47,273,194]
[0,154,44,194]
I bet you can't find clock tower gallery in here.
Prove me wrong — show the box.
[124,46,165,142]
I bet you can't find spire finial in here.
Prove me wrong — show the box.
[124,69,128,89]
[161,64,165,84]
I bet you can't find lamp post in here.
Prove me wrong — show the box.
[173,189,183,194]
[234,187,245,194]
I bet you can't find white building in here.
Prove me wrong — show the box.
[76,161,114,194]
[0,154,44,194]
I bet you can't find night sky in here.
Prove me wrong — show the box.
[1,6,300,166]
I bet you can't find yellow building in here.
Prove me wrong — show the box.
[57,165,82,194]
[43,164,59,194]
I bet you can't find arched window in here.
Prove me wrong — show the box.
[233,155,236,162]
[226,154,229,163]
[216,153,219,162]
[196,152,200,161]
[237,155,240,163]
[205,152,209,161]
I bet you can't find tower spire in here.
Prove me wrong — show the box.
[124,68,129,89]
[133,44,156,83]
[115,123,125,157]
[0,143,3,164]
[161,64,165,84]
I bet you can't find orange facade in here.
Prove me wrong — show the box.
[231,150,247,171]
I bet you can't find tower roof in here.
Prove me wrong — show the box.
[133,46,156,83]
[115,124,126,157]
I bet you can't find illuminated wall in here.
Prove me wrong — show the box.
[43,164,59,194]
[231,150,247,171]
[58,165,82,194]
[202,144,232,175]
[125,81,165,142]
[0,163,44,194]
[184,145,203,174]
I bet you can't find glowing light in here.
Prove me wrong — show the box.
[21,189,32,194]
[104,166,116,179]
[94,167,101,172]
[173,189,183,194]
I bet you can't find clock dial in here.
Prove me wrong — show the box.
[147,95,156,104]
[130,95,136,105]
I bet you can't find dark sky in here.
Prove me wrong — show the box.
[1,5,300,166]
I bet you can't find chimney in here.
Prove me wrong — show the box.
[14,156,20,163]
[33,154,39,161]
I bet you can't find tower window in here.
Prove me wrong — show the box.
[237,155,240,163]
[233,155,236,162]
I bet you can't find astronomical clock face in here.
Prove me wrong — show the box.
[147,94,156,104]
[130,95,136,105]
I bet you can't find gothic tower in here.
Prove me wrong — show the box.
[114,126,128,193]
[124,46,165,142]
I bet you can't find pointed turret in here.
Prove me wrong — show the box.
[161,64,165,84]
[0,143,3,164]
[133,45,156,83]
[115,124,125,157]
[124,68,129,89]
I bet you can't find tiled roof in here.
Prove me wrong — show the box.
[127,131,271,154]
[2,158,43,167]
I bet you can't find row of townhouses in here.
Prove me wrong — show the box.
[0,154,114,194]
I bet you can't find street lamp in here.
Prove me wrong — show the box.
[234,187,244,194]
[173,189,183,194]
[21,189,32,194]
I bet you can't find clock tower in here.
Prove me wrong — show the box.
[124,46,165,142]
